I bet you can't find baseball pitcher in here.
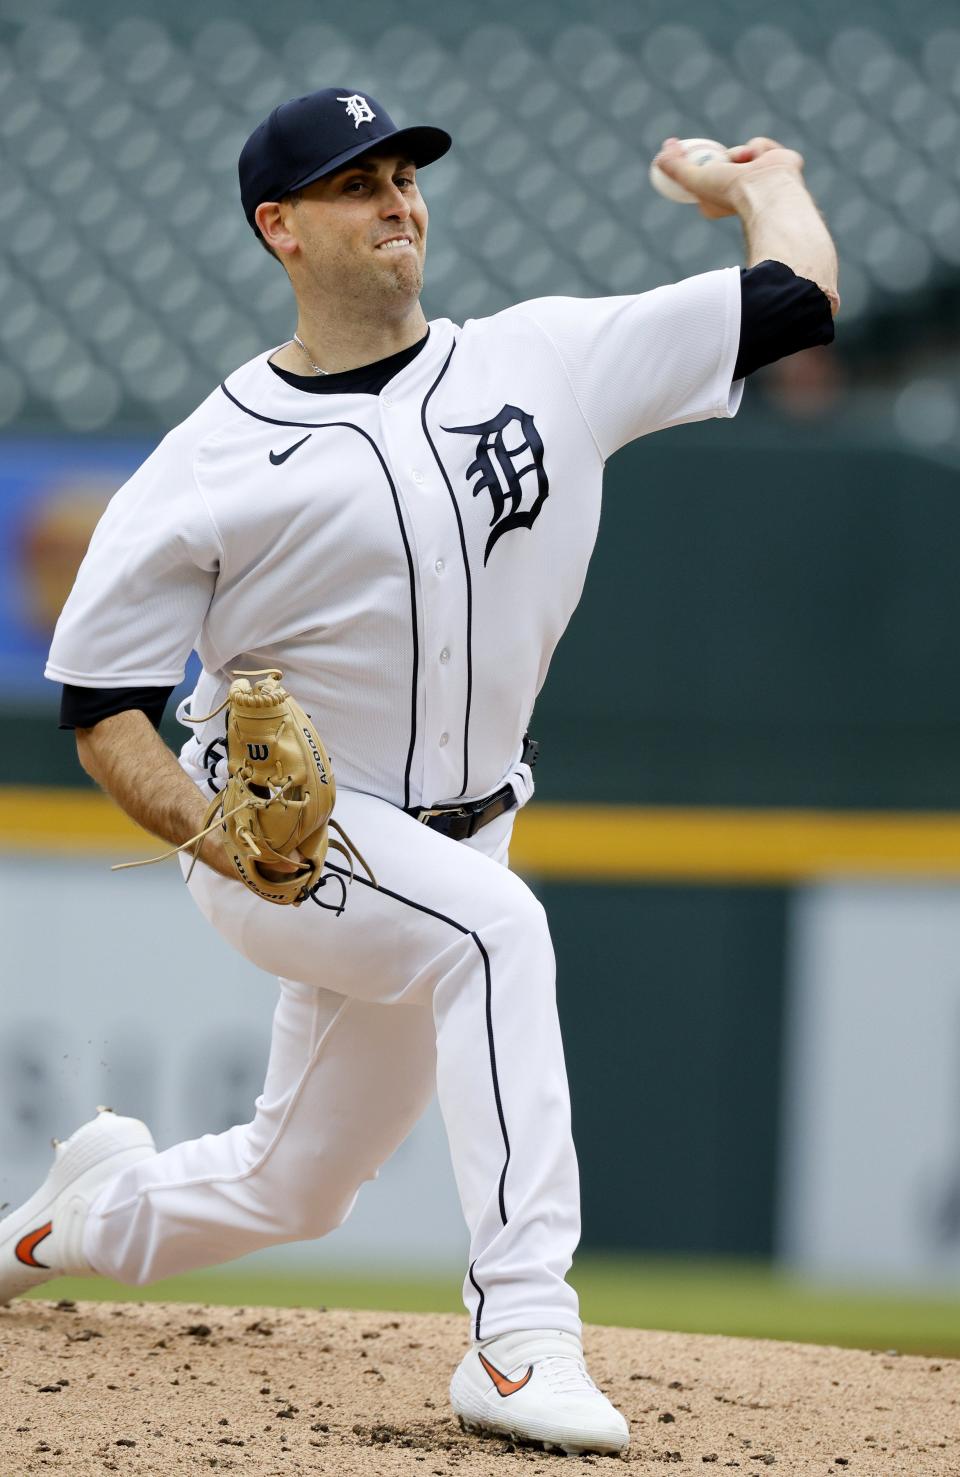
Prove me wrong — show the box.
[0,88,837,1454]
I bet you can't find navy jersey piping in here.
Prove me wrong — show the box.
[323,858,510,1340]
[219,380,420,810]
[468,1261,486,1342]
[420,341,473,799]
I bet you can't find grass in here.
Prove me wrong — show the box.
[23,1255,960,1358]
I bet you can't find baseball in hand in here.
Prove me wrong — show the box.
[649,138,730,204]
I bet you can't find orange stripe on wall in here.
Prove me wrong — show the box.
[3,788,960,883]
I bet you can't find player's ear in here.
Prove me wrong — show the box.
[255,200,298,261]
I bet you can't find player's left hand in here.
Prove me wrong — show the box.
[258,846,307,883]
[654,136,806,220]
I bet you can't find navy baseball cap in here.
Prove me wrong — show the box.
[239,87,452,227]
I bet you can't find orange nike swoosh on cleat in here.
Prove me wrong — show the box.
[478,1350,534,1397]
[15,1222,53,1269]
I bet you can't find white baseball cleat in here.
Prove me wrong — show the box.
[449,1327,629,1455]
[0,1107,155,1304]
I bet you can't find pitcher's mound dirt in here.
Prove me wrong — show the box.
[1,1301,957,1475]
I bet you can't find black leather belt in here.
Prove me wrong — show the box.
[407,735,539,842]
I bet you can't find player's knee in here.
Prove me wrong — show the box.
[498,876,552,955]
[243,1141,368,1241]
[455,877,554,1003]
[282,1185,358,1241]
[480,864,548,935]
[247,1175,357,1241]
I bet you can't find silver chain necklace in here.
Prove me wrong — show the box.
[292,332,329,376]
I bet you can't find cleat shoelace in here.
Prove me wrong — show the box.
[533,1356,602,1397]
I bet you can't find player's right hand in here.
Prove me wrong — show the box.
[654,135,805,221]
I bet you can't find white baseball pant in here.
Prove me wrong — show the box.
[82,788,582,1340]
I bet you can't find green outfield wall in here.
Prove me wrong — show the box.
[542,880,787,1257]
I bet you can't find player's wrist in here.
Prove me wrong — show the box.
[198,831,236,881]
[730,167,810,221]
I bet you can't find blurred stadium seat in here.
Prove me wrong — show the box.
[0,1,959,435]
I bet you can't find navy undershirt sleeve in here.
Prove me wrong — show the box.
[59,683,174,731]
[734,259,834,379]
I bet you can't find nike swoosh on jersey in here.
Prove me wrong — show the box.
[15,1221,53,1268]
[269,434,312,465]
[478,1350,534,1397]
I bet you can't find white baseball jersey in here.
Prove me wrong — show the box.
[46,267,742,812]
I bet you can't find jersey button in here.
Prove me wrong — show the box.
[435,558,445,575]
[439,732,449,747]
[439,647,450,664]
[411,468,425,484]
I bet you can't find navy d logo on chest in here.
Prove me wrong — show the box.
[443,404,549,565]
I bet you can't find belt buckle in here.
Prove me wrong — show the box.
[416,805,466,825]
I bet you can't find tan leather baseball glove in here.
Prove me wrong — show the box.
[202,670,372,905]
[117,670,374,908]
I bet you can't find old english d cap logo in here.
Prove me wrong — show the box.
[337,93,376,128]
[239,87,452,227]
